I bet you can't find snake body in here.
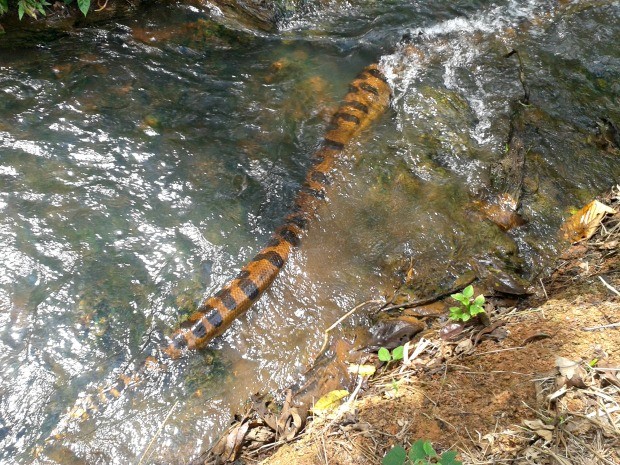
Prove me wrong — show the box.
[47,63,391,443]
[165,63,391,357]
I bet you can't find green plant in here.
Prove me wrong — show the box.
[383,440,462,465]
[378,345,404,364]
[449,285,485,322]
[0,0,91,19]
[391,379,399,394]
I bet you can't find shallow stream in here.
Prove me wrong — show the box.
[0,1,619,463]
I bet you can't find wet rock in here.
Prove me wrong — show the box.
[365,315,425,351]
[209,0,285,31]
[473,195,526,231]
[478,266,530,296]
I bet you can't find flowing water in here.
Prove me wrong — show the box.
[0,0,619,463]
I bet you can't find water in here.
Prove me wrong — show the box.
[0,0,619,463]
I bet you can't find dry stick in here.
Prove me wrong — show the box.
[582,322,620,331]
[315,299,383,361]
[539,278,549,300]
[379,275,476,314]
[137,400,180,465]
[599,276,620,296]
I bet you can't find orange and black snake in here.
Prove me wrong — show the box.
[46,63,392,442]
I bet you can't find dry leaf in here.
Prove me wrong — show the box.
[455,339,474,355]
[562,200,616,243]
[523,419,554,441]
[555,356,587,388]
[211,420,250,462]
[556,356,579,379]
[347,364,376,377]
[597,363,620,388]
[474,195,526,231]
[440,322,465,340]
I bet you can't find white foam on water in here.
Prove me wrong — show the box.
[380,0,555,146]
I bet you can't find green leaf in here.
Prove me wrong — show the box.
[470,304,486,316]
[378,347,391,362]
[77,0,90,16]
[422,441,437,457]
[18,1,25,19]
[0,0,8,14]
[391,379,399,394]
[451,293,468,305]
[409,440,428,461]
[473,295,485,306]
[439,450,462,465]
[462,285,474,299]
[461,313,471,322]
[392,345,404,361]
[449,307,464,321]
[382,445,407,465]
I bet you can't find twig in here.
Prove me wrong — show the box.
[380,275,476,314]
[539,278,548,300]
[137,400,179,465]
[315,300,382,361]
[599,276,620,296]
[582,322,620,331]
[346,376,365,408]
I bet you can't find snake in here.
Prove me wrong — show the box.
[46,63,392,443]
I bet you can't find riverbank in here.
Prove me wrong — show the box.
[0,0,282,36]
[201,187,620,465]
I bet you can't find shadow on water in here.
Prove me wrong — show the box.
[0,0,618,463]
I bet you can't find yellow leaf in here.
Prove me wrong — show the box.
[562,200,615,243]
[347,364,376,377]
[311,390,349,414]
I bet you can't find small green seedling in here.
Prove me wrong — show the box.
[449,285,485,322]
[382,440,462,465]
[378,345,404,364]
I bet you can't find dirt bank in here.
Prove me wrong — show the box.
[200,187,620,465]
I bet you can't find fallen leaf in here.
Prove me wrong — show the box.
[473,320,506,346]
[311,390,349,414]
[440,322,465,340]
[347,364,376,377]
[481,433,495,446]
[556,356,579,380]
[474,195,526,231]
[211,420,250,462]
[561,200,616,243]
[597,363,620,388]
[251,394,279,431]
[454,339,473,355]
[555,356,587,388]
[523,419,554,441]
